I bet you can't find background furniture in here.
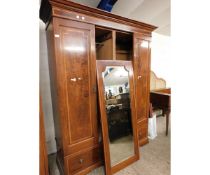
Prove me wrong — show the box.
[150,71,171,135]
[150,89,171,135]
[40,0,156,174]
[107,106,132,141]
[150,71,166,117]
[150,71,167,91]
[106,93,132,142]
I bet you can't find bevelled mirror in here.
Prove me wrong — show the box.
[96,60,139,175]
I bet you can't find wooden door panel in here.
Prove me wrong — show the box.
[136,39,149,121]
[134,36,150,122]
[54,18,98,155]
[61,27,92,144]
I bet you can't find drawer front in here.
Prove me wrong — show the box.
[65,147,101,174]
[138,120,148,140]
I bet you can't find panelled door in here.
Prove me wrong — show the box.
[53,18,98,156]
[133,34,151,122]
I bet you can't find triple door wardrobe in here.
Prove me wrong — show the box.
[40,0,157,174]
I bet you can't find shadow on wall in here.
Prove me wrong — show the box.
[40,20,57,154]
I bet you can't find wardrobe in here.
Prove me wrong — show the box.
[40,0,157,174]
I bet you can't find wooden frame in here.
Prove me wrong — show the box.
[40,97,49,175]
[96,60,139,175]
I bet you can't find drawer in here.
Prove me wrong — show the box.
[65,147,101,174]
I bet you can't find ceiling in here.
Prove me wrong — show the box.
[72,0,170,36]
[104,67,128,86]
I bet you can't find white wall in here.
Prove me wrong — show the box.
[40,21,57,154]
[151,32,171,87]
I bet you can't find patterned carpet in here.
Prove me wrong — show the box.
[49,116,170,175]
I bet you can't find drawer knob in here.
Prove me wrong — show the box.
[79,158,84,164]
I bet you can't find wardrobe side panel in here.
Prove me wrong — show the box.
[46,21,63,153]
[133,34,151,146]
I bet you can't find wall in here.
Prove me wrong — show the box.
[151,32,171,87]
[40,21,57,154]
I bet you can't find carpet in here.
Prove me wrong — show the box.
[49,116,170,175]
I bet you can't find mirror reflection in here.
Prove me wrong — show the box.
[102,66,134,166]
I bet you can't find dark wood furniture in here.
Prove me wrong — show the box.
[150,88,171,135]
[107,106,132,142]
[96,60,139,175]
[40,0,156,174]
[40,97,49,175]
[106,93,132,141]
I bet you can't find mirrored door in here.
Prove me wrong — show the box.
[96,60,139,175]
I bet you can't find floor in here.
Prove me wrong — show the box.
[109,135,134,166]
[48,116,170,175]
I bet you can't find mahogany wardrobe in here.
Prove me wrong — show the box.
[40,0,157,174]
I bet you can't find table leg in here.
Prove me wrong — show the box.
[166,111,170,136]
